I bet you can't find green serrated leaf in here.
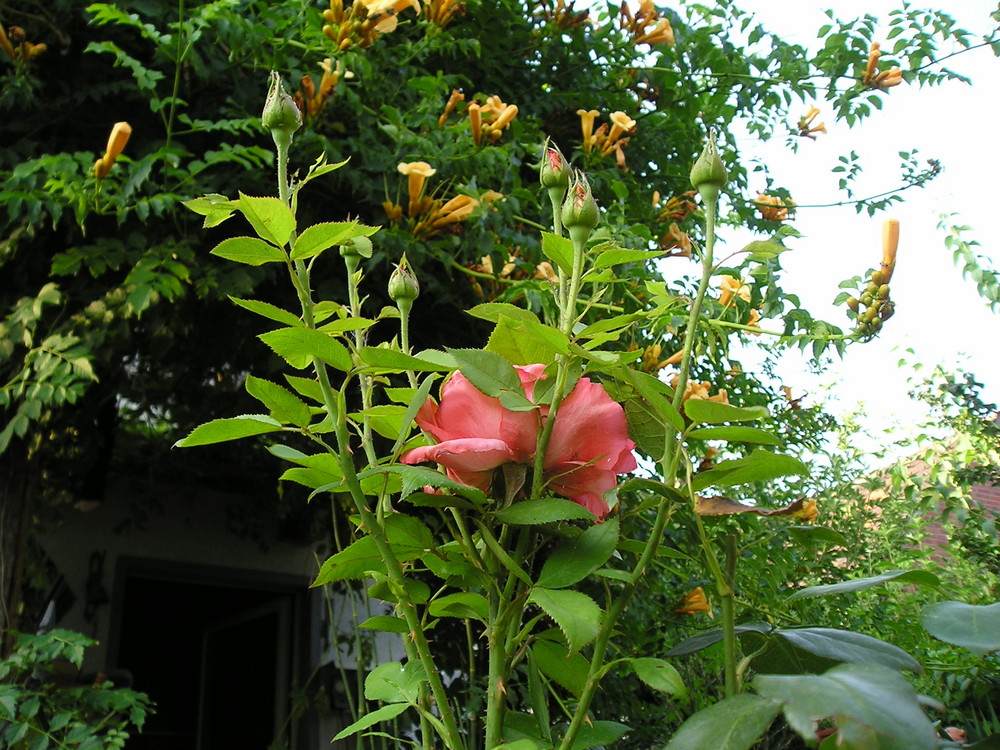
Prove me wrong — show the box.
[541,231,574,274]
[259,328,352,371]
[237,193,295,246]
[629,657,687,697]
[686,426,781,445]
[493,498,596,525]
[467,302,540,326]
[210,236,286,266]
[536,519,618,588]
[360,615,409,633]
[358,347,453,373]
[528,588,601,654]
[427,592,489,621]
[532,639,590,697]
[246,375,312,427]
[664,694,780,750]
[692,450,809,492]
[332,703,409,742]
[174,415,282,447]
[684,400,769,425]
[229,297,302,327]
[365,661,425,704]
[486,316,567,366]
[290,221,377,260]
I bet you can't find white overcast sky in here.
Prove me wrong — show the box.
[720,0,1000,446]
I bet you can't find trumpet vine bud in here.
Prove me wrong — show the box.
[262,71,302,146]
[690,129,728,203]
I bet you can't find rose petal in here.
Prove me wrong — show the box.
[545,377,636,472]
[417,371,538,461]
[401,437,517,473]
[545,462,619,520]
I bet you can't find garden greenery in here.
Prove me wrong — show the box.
[3,0,1000,748]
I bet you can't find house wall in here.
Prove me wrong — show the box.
[972,482,1000,515]
[36,472,407,749]
[38,474,320,674]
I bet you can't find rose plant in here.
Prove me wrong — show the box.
[174,76,974,750]
[401,365,637,519]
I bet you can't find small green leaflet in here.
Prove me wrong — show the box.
[237,193,295,247]
[174,415,282,447]
[258,327,352,371]
[210,236,285,266]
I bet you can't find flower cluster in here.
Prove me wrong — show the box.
[618,0,675,46]
[578,109,636,170]
[755,193,794,222]
[468,95,519,146]
[652,190,697,256]
[796,106,826,139]
[671,374,729,407]
[422,0,466,27]
[294,58,352,119]
[862,42,903,89]
[717,274,751,307]
[0,24,46,65]
[401,365,637,519]
[322,0,419,50]
[383,162,498,238]
[535,0,591,30]
[675,587,712,616]
[467,253,558,299]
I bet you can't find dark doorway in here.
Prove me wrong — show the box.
[111,564,305,750]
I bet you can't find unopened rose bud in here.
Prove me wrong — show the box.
[389,254,420,303]
[540,138,571,190]
[262,71,302,146]
[561,169,599,245]
[690,129,728,203]
[846,296,859,313]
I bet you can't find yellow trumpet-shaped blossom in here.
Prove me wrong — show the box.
[618,0,675,46]
[718,275,751,308]
[322,0,419,49]
[862,42,904,90]
[93,122,133,180]
[676,587,712,616]
[577,109,636,170]
[797,106,827,139]
[295,58,352,118]
[881,218,899,282]
[438,88,465,127]
[536,0,590,29]
[755,193,794,222]
[1,24,46,64]
[469,95,519,146]
[422,0,466,26]
[397,161,437,217]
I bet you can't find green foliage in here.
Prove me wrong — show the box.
[0,630,151,749]
[4,0,999,748]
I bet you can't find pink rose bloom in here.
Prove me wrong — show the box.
[543,376,638,518]
[401,368,540,491]
[401,364,636,519]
